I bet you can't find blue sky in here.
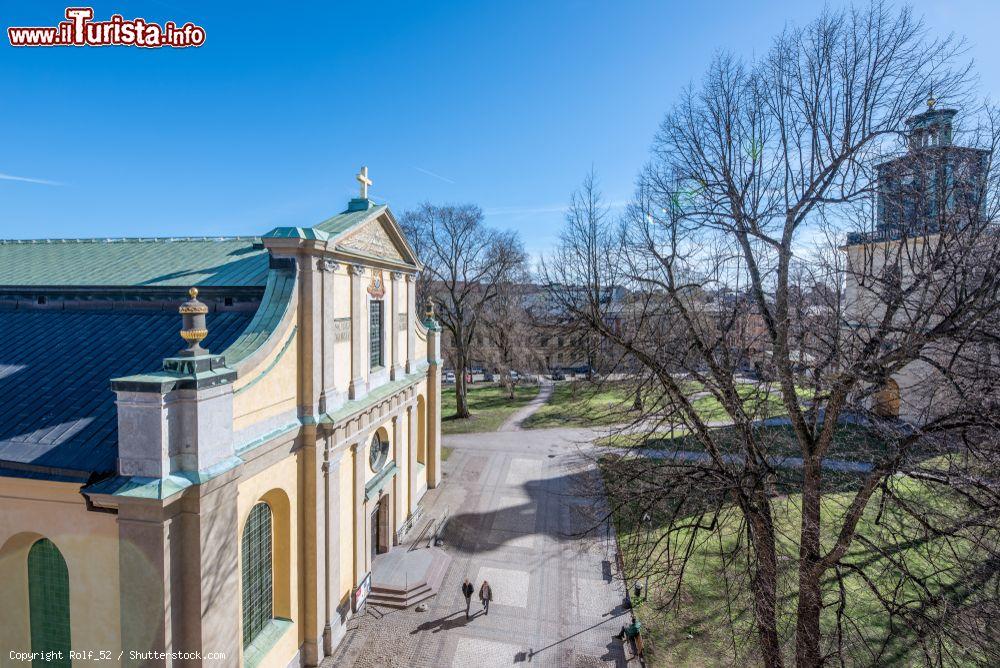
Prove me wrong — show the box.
[2,1,999,257]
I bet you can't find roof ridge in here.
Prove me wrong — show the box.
[0,236,261,245]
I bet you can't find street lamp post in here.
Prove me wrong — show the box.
[641,512,652,601]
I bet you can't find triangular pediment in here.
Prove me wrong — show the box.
[336,212,418,267]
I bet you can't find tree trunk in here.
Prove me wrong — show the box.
[455,349,470,419]
[795,464,823,667]
[749,509,785,668]
[632,382,644,411]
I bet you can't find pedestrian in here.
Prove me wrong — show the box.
[461,578,474,618]
[479,580,493,615]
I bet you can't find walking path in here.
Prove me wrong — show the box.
[325,386,882,667]
[498,381,553,432]
[325,426,634,667]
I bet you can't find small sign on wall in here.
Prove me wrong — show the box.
[353,572,372,612]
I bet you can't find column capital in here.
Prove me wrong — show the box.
[391,270,405,281]
[317,258,340,272]
[348,263,366,276]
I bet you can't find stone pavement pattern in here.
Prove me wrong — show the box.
[324,425,633,667]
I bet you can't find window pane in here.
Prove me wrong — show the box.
[242,502,273,648]
[370,301,383,368]
[28,538,71,668]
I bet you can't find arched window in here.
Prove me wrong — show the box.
[241,502,273,649]
[28,538,71,667]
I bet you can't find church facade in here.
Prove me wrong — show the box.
[0,171,443,666]
[843,99,991,424]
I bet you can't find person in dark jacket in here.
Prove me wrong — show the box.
[461,579,475,618]
[479,580,493,615]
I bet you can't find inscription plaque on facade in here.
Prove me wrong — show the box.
[333,317,351,342]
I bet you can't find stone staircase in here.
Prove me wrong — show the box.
[367,546,452,609]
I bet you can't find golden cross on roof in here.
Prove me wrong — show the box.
[356,166,372,199]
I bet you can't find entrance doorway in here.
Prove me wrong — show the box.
[370,496,390,561]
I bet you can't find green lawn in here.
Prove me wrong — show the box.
[601,452,986,666]
[441,383,540,434]
[599,423,887,461]
[521,380,639,429]
[522,380,807,430]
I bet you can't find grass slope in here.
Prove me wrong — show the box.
[441,383,540,434]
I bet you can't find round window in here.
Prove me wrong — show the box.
[369,432,389,471]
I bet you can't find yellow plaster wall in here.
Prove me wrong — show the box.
[415,325,428,355]
[333,272,350,318]
[232,328,300,434]
[236,454,300,668]
[0,478,120,657]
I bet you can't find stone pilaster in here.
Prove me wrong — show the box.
[117,501,171,667]
[390,272,404,380]
[348,264,367,401]
[300,425,325,667]
[391,415,404,539]
[115,476,241,668]
[318,258,341,414]
[324,444,347,654]
[407,405,418,515]
[180,478,241,667]
[351,439,367,586]
[301,255,324,418]
[405,275,417,374]
[425,321,443,489]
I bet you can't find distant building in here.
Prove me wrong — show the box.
[0,172,443,666]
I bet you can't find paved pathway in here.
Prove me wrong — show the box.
[498,381,554,431]
[325,426,633,667]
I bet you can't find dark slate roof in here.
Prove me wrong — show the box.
[0,237,269,288]
[0,308,252,480]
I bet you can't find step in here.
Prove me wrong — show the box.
[366,547,452,609]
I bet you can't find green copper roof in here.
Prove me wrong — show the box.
[313,204,387,237]
[0,237,269,288]
[223,267,298,366]
[261,227,330,241]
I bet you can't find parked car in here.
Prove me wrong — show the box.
[551,370,566,381]
[443,370,456,383]
[470,368,486,383]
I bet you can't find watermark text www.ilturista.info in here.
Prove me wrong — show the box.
[8,7,205,48]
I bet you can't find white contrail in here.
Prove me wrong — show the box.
[0,172,63,186]
[414,167,456,184]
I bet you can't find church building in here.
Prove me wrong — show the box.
[843,97,991,423]
[0,169,443,666]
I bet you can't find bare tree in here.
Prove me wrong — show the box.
[402,203,526,418]
[548,4,1000,666]
[480,267,544,398]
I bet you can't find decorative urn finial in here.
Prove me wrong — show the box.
[927,89,937,110]
[424,298,436,321]
[178,287,209,356]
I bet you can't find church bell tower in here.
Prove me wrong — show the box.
[870,94,989,242]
